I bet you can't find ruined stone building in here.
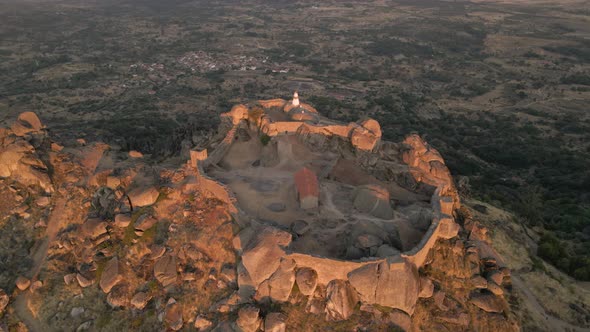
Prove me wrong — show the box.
[294,167,319,209]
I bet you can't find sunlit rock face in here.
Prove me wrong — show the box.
[0,103,518,332]
[10,112,44,137]
[0,112,53,194]
[350,118,382,152]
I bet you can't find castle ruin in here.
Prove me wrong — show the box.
[191,93,461,318]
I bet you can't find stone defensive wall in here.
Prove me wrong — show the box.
[198,101,461,316]
[283,134,460,271]
[260,119,355,139]
[187,148,238,215]
[212,101,380,153]
[398,134,461,267]
[196,174,239,215]
[277,134,459,315]
[256,100,380,152]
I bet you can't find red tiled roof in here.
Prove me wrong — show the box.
[294,167,319,199]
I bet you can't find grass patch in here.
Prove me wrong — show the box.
[141,225,157,243]
[372,304,395,314]
[260,134,271,146]
[155,191,167,203]
[95,259,108,280]
[122,222,138,246]
[122,207,148,246]
[531,255,547,272]
[147,279,159,294]
[95,312,112,329]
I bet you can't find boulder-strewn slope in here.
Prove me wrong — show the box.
[0,107,523,331]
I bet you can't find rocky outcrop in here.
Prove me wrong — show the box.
[295,267,318,296]
[287,253,371,285]
[255,258,296,302]
[348,258,419,315]
[325,279,359,321]
[106,284,129,308]
[418,277,434,298]
[128,187,159,208]
[15,276,30,291]
[264,312,287,332]
[114,214,131,228]
[76,273,94,288]
[402,134,459,206]
[134,214,157,233]
[355,234,383,249]
[241,227,292,287]
[350,118,381,152]
[352,184,394,219]
[223,104,249,125]
[377,244,399,257]
[0,102,520,331]
[165,298,183,331]
[91,187,117,218]
[128,150,143,158]
[81,218,108,239]
[236,306,262,332]
[0,289,8,314]
[11,112,44,137]
[213,100,507,329]
[470,292,504,313]
[194,315,213,331]
[0,115,53,193]
[154,254,177,287]
[99,257,121,293]
[130,292,150,310]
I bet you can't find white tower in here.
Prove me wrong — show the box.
[292,91,300,107]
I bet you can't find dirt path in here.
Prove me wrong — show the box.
[320,185,346,219]
[276,136,296,169]
[13,293,44,332]
[32,195,66,278]
[512,275,588,332]
[14,195,67,332]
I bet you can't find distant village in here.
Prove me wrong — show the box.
[128,51,293,77]
[177,51,292,73]
[123,51,296,91]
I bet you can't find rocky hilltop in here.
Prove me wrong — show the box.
[0,96,519,331]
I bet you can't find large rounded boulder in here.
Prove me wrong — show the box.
[352,184,394,219]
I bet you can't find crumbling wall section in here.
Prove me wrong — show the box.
[187,161,238,215]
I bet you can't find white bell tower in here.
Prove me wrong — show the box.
[292,91,300,107]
